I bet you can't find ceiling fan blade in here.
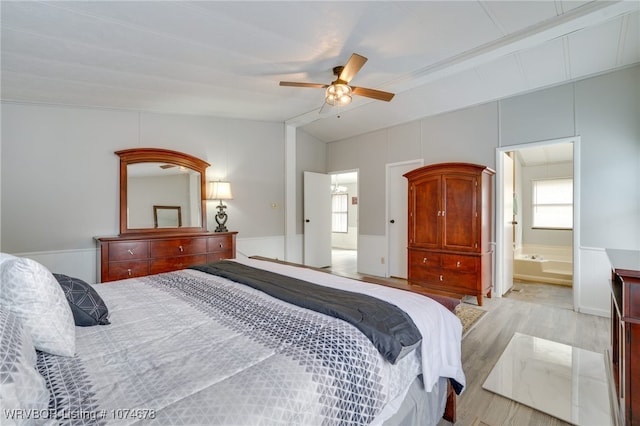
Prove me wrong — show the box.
[159,164,176,169]
[338,53,367,83]
[352,86,395,102]
[279,81,328,88]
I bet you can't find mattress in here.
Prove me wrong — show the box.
[34,258,464,425]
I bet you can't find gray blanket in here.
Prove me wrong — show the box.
[190,260,422,364]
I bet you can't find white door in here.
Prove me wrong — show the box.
[387,160,422,278]
[303,171,332,268]
[502,152,515,294]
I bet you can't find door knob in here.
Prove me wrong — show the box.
[390,219,395,224]
[305,219,310,223]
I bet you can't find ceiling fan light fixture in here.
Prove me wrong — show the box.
[325,83,352,106]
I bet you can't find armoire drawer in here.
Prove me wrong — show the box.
[441,254,478,273]
[107,261,149,281]
[409,250,441,268]
[150,254,207,275]
[411,269,478,291]
[150,238,207,258]
[108,241,149,261]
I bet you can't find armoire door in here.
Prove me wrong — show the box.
[410,175,441,249]
[441,174,478,252]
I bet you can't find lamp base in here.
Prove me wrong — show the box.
[214,202,228,233]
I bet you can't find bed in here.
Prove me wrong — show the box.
[0,254,465,426]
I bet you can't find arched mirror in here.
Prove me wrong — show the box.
[116,148,209,235]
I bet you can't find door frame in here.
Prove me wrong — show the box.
[495,136,581,312]
[385,159,424,278]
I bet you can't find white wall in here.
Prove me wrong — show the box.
[0,104,286,282]
[1,65,638,311]
[326,65,640,316]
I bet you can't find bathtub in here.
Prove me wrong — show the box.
[513,245,573,286]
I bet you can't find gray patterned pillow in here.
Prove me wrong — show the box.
[0,257,76,357]
[0,309,50,418]
[53,274,110,326]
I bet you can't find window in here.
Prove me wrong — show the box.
[332,193,348,233]
[532,178,573,229]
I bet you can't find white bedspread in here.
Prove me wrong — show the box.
[234,258,465,393]
[36,259,464,425]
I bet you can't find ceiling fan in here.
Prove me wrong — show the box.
[279,53,395,107]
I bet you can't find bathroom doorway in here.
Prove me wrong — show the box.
[496,138,580,311]
[330,171,358,277]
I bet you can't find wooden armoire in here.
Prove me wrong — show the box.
[404,163,494,306]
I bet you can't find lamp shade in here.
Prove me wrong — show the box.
[207,181,233,200]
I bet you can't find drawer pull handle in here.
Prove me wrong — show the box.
[439,275,443,281]
[437,211,441,216]
[423,257,427,263]
[179,245,183,252]
[127,269,132,276]
[456,261,461,268]
[219,243,224,248]
[127,249,134,256]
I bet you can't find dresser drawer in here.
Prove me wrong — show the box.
[150,238,207,258]
[97,232,237,283]
[207,251,233,262]
[208,235,233,253]
[150,254,208,275]
[108,241,149,261]
[107,261,149,281]
[627,279,640,318]
[441,254,478,273]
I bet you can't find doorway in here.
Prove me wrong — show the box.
[386,160,423,279]
[330,171,358,276]
[496,138,580,311]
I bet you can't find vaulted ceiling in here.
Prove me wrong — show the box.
[1,1,638,142]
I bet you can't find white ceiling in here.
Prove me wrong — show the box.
[1,1,638,143]
[515,142,574,166]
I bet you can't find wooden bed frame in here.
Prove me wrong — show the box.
[249,256,459,423]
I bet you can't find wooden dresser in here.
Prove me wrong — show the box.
[606,248,640,426]
[96,232,237,283]
[404,163,494,306]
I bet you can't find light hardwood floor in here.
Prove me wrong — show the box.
[327,250,611,426]
[446,293,610,426]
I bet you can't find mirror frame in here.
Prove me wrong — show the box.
[116,148,210,236]
[153,205,182,228]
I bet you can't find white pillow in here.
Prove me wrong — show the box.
[0,252,17,266]
[0,309,51,421]
[0,257,76,357]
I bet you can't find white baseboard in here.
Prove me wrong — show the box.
[577,246,611,318]
[13,248,98,284]
[357,235,387,277]
[236,236,286,261]
[11,236,289,285]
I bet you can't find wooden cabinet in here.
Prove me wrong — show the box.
[404,163,494,306]
[96,232,237,282]
[606,249,640,426]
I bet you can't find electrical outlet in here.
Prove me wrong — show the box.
[271,202,278,209]
[380,257,385,264]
